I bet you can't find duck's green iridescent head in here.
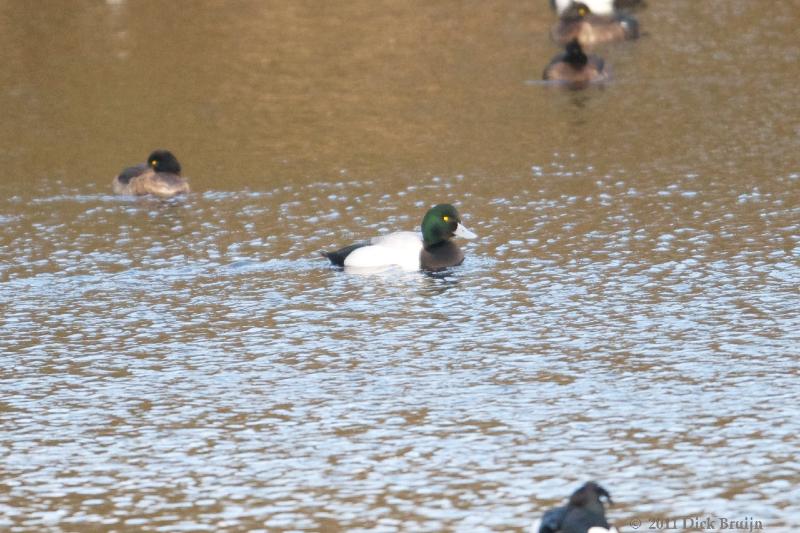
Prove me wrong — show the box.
[421,204,477,247]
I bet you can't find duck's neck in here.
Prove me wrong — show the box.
[423,238,446,251]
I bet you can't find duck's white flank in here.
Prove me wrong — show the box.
[343,231,424,271]
[554,0,615,15]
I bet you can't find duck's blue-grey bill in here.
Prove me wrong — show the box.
[455,223,477,239]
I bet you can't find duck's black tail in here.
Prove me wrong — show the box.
[321,243,367,267]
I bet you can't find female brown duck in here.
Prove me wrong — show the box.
[543,38,608,88]
[113,150,190,197]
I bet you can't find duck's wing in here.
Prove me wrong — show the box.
[560,506,610,532]
[538,505,567,533]
[116,163,148,184]
[543,52,569,80]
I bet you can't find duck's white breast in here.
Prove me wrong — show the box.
[553,0,571,13]
[344,231,422,271]
[586,0,615,14]
[554,0,614,14]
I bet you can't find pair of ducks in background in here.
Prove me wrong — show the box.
[543,0,643,87]
[114,150,477,272]
[116,3,645,268]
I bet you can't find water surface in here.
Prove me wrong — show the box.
[1,0,799,531]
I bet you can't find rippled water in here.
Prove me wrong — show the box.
[1,0,799,531]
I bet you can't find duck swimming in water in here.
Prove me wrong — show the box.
[322,203,477,272]
[534,482,618,533]
[113,149,190,197]
[543,38,608,88]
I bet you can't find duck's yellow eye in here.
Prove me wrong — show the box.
[150,160,157,166]
[578,6,587,16]
[443,215,450,222]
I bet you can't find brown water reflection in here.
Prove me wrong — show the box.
[1,0,799,531]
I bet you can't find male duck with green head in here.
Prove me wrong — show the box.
[323,204,477,272]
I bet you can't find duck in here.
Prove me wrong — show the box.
[543,38,608,87]
[533,482,618,533]
[552,2,639,47]
[550,0,645,16]
[322,203,477,272]
[112,149,190,197]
